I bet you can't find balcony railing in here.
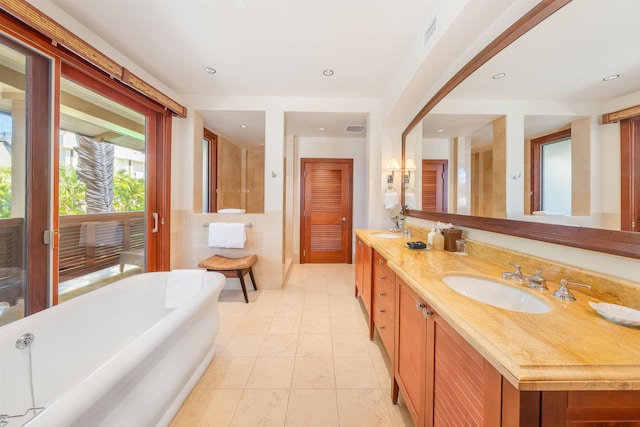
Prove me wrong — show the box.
[59,211,144,281]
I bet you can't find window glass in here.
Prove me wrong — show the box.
[541,138,571,214]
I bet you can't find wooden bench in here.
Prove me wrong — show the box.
[198,255,258,303]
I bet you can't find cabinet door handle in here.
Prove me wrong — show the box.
[378,259,385,264]
[423,308,433,318]
[416,301,426,310]
[378,292,385,297]
[378,276,385,280]
[378,325,385,330]
[378,309,385,313]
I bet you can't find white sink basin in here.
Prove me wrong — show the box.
[371,232,402,239]
[441,275,551,314]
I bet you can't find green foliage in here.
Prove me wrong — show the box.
[59,164,87,214]
[39,165,146,216]
[0,167,12,218]
[113,169,145,212]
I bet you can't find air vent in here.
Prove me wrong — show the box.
[345,125,366,133]
[423,13,437,50]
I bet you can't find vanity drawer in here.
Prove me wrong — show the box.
[374,305,394,355]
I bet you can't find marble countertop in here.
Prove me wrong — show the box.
[355,229,640,391]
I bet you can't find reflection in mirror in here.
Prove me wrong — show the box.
[199,111,265,214]
[403,0,640,233]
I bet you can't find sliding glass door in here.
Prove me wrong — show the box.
[0,36,51,326]
[57,77,147,303]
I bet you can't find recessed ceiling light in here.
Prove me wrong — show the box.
[319,127,326,131]
[240,124,247,129]
[204,67,216,75]
[492,72,506,80]
[602,74,620,82]
[322,69,334,77]
[437,129,445,133]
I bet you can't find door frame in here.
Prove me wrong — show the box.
[299,158,353,264]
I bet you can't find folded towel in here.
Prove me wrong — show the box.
[218,208,245,214]
[79,221,123,247]
[532,211,566,216]
[384,190,399,209]
[165,269,204,309]
[208,222,247,248]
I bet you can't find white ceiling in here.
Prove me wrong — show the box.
[49,0,435,143]
[50,0,436,99]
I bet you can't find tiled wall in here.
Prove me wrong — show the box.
[171,210,287,290]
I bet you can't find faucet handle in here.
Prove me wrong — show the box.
[528,270,548,291]
[509,262,522,274]
[552,279,592,301]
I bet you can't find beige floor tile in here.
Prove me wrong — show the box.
[296,334,333,357]
[197,357,255,390]
[246,357,295,389]
[221,334,266,357]
[259,334,299,357]
[268,316,302,335]
[218,316,244,336]
[332,333,373,357]
[301,302,330,318]
[171,388,243,427]
[275,303,304,317]
[291,357,335,389]
[174,263,412,426]
[330,315,368,335]
[300,315,332,334]
[285,389,339,427]
[334,357,380,389]
[235,315,274,335]
[336,389,393,427]
[229,389,289,427]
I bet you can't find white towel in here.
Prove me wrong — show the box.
[384,190,399,209]
[218,208,245,214]
[165,269,204,309]
[532,211,566,216]
[208,222,247,248]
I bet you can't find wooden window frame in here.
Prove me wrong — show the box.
[203,128,218,213]
[620,116,640,231]
[530,128,571,213]
[1,10,173,315]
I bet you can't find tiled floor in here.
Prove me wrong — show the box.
[170,263,413,427]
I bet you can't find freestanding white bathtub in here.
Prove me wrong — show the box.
[0,269,225,427]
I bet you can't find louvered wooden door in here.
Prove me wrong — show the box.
[300,159,353,263]
[422,160,448,212]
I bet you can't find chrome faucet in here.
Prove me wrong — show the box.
[552,279,591,301]
[502,263,528,282]
[502,263,548,290]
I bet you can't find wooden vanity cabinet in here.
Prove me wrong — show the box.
[394,278,501,427]
[355,236,372,328]
[372,250,395,352]
[394,277,427,426]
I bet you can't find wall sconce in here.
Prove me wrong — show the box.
[386,158,401,183]
[404,158,416,183]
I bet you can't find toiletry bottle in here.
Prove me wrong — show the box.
[433,229,445,250]
[427,227,436,248]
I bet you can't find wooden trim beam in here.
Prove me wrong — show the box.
[602,104,640,124]
[0,0,187,117]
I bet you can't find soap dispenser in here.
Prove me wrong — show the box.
[433,229,445,251]
[427,227,436,248]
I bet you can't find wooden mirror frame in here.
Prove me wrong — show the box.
[401,0,640,260]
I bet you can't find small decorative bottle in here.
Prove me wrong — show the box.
[433,230,445,251]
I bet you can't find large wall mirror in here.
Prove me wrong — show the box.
[199,110,265,214]
[402,0,640,259]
